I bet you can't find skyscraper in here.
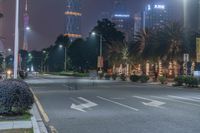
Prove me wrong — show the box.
[183,0,200,31]
[65,0,82,41]
[111,0,134,41]
[23,0,29,51]
[144,0,169,29]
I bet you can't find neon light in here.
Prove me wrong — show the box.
[154,5,165,9]
[114,14,130,18]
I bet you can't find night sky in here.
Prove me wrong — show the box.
[0,0,181,51]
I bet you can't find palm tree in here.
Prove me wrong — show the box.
[158,22,184,62]
[106,41,124,66]
[130,28,158,64]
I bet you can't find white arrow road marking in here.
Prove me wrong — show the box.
[133,96,165,108]
[152,96,200,107]
[97,96,139,111]
[70,97,98,112]
[191,97,200,100]
[168,95,200,102]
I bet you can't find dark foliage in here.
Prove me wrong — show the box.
[140,75,149,83]
[130,75,140,82]
[120,74,127,81]
[0,80,34,116]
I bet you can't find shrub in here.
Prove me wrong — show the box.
[99,73,104,79]
[184,76,199,87]
[104,74,111,80]
[112,73,118,80]
[130,75,140,82]
[140,75,149,83]
[120,74,127,81]
[0,79,34,116]
[159,76,167,84]
[174,76,185,86]
[19,71,28,79]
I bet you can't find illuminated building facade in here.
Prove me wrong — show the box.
[133,13,142,36]
[65,0,82,41]
[111,0,134,41]
[144,1,169,29]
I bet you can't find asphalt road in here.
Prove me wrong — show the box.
[28,75,200,133]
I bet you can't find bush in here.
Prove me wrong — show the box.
[140,75,149,83]
[112,73,118,80]
[99,73,104,79]
[174,76,185,86]
[0,79,34,116]
[130,75,140,82]
[104,74,111,80]
[120,74,127,81]
[19,71,28,79]
[184,76,199,87]
[159,76,167,84]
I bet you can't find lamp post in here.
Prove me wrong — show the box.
[14,0,19,79]
[91,32,103,73]
[59,44,67,72]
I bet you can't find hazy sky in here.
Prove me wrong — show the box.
[0,0,181,51]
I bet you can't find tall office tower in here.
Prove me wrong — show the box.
[144,0,169,29]
[65,0,82,41]
[23,0,29,51]
[183,0,200,31]
[133,13,142,36]
[111,0,134,42]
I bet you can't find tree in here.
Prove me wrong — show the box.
[92,19,125,69]
[19,50,28,71]
[55,34,69,47]
[131,28,158,63]
[157,22,184,62]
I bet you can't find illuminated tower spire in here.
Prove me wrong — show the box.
[65,0,82,41]
[23,0,29,51]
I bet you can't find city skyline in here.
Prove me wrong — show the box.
[1,0,182,51]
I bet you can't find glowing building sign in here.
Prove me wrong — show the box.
[154,5,165,9]
[114,14,130,18]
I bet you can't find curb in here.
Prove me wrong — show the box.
[31,104,48,133]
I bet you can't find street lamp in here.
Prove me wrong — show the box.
[14,0,19,79]
[26,26,31,31]
[59,44,67,72]
[91,32,103,73]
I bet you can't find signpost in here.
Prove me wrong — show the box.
[194,38,200,77]
[97,56,103,73]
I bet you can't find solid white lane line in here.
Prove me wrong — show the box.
[168,95,200,102]
[97,96,139,111]
[152,96,200,107]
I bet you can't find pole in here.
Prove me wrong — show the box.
[14,0,19,79]
[99,35,103,72]
[64,46,67,72]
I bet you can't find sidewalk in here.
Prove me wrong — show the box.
[0,104,48,133]
[148,81,174,87]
